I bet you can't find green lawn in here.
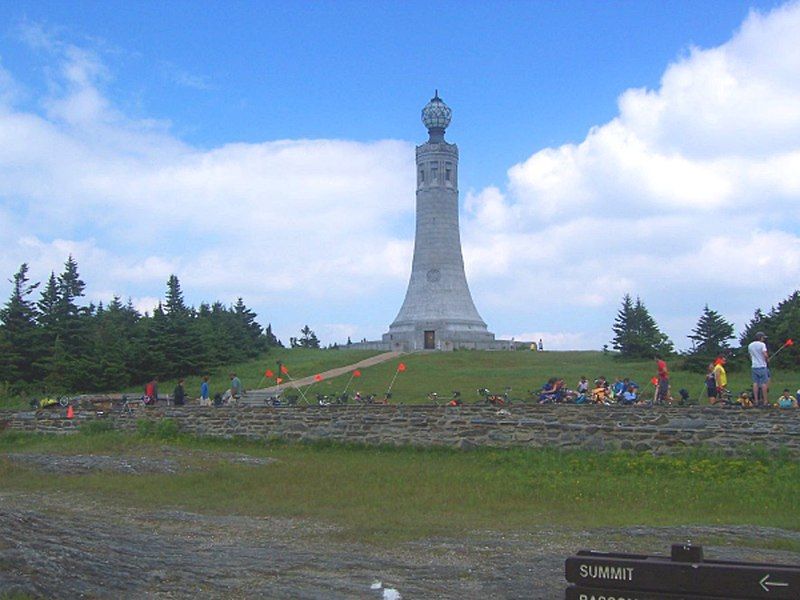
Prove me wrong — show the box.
[306,350,800,405]
[1,430,798,545]
[144,347,382,401]
[3,349,799,408]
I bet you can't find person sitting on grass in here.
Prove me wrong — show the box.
[612,377,626,400]
[574,389,589,404]
[539,378,561,404]
[576,376,589,395]
[620,385,638,406]
[591,377,611,404]
[778,389,798,409]
[735,391,754,408]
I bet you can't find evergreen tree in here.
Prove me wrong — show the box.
[298,324,320,349]
[611,294,673,358]
[37,272,60,338]
[265,323,282,347]
[232,297,265,356]
[56,255,86,319]
[688,305,735,356]
[48,256,91,390]
[611,294,636,355]
[0,264,41,384]
[161,275,203,375]
[683,305,735,371]
[739,308,770,347]
[1,257,281,393]
[87,296,137,390]
[164,274,189,318]
[741,291,800,368]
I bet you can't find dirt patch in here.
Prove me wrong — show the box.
[1,489,799,599]
[4,449,276,475]
[3,449,800,598]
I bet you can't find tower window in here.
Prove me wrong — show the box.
[431,162,438,183]
[445,163,452,183]
[419,168,425,184]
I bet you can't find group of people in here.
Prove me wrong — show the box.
[538,375,647,405]
[536,332,796,409]
[538,355,674,406]
[143,373,243,407]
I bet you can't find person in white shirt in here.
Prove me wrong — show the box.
[748,331,769,406]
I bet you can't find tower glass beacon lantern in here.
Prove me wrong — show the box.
[382,92,495,351]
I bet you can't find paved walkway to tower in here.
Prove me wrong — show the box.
[243,351,403,403]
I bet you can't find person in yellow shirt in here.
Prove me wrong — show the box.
[713,357,728,400]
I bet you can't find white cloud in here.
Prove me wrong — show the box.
[2,5,800,350]
[0,28,415,344]
[463,2,800,349]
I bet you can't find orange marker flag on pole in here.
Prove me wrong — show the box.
[787,339,795,346]
[314,374,323,382]
[280,365,289,375]
[276,377,283,384]
[265,369,274,378]
[397,363,406,372]
[353,370,361,377]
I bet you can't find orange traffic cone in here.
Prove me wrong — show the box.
[66,405,74,419]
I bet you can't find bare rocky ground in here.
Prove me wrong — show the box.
[2,452,800,599]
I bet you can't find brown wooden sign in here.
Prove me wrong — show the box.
[565,545,800,600]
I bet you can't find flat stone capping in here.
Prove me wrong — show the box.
[2,404,799,456]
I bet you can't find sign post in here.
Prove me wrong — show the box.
[565,545,800,599]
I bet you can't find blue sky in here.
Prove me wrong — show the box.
[1,0,798,349]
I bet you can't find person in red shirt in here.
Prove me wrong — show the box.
[144,378,158,405]
[655,356,669,405]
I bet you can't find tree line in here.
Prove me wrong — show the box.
[611,292,800,369]
[0,257,282,395]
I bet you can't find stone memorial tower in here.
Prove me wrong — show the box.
[383,92,495,350]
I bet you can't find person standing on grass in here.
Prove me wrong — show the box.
[230,372,243,399]
[200,375,210,406]
[748,331,770,406]
[713,357,728,399]
[655,355,669,405]
[705,363,718,404]
[173,378,186,406]
[144,378,159,405]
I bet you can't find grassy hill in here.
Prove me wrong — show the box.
[281,349,798,405]
[4,348,797,408]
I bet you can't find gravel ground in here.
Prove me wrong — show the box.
[2,452,800,599]
[4,450,275,475]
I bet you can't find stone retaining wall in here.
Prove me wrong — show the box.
[2,405,799,456]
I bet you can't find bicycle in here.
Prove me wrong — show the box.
[477,387,511,407]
